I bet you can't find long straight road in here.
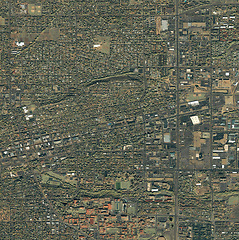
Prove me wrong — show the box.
[174,0,180,238]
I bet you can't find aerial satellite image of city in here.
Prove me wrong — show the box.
[0,0,239,239]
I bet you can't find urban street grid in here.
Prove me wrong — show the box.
[0,0,239,239]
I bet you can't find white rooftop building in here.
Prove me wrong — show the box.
[190,116,200,125]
